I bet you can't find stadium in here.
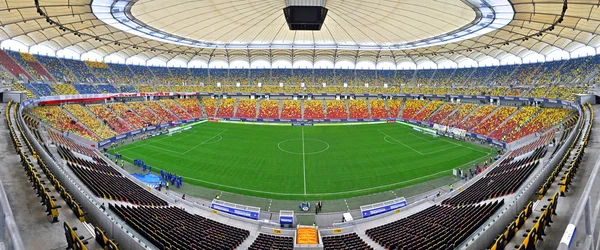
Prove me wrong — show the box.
[0,0,600,249]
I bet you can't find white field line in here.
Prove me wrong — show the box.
[377,130,425,155]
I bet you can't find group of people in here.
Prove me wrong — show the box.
[160,169,183,188]
[133,158,152,173]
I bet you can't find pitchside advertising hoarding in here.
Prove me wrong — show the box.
[97,118,204,148]
[360,197,407,218]
[210,200,260,220]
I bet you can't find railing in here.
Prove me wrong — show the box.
[558,107,598,250]
[0,179,24,250]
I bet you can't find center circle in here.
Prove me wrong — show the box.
[277,139,330,155]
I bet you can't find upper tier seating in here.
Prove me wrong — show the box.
[61,58,97,83]
[201,98,217,117]
[108,63,135,84]
[85,61,114,83]
[366,201,504,250]
[52,83,79,95]
[323,233,373,250]
[63,104,117,139]
[128,65,154,84]
[175,98,203,118]
[0,50,30,79]
[87,104,132,134]
[6,51,42,81]
[160,99,193,120]
[249,234,294,250]
[72,83,100,94]
[32,83,57,96]
[216,98,236,118]
[369,100,388,119]
[401,100,428,119]
[96,84,118,93]
[281,100,301,119]
[110,205,249,249]
[235,99,257,118]
[35,55,75,82]
[30,106,98,141]
[118,85,137,93]
[11,82,36,98]
[258,100,279,119]
[304,100,325,119]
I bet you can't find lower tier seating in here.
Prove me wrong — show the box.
[68,163,167,206]
[110,205,249,250]
[249,234,294,250]
[304,100,325,119]
[442,162,538,206]
[281,100,301,119]
[175,98,203,118]
[258,100,279,119]
[369,100,388,119]
[202,98,217,117]
[366,201,503,250]
[216,98,236,117]
[326,100,348,119]
[323,233,373,250]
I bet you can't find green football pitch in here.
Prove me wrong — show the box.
[111,122,495,200]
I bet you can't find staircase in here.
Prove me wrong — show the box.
[322,100,327,118]
[278,100,283,119]
[232,99,240,118]
[103,104,136,131]
[344,99,350,119]
[213,98,221,117]
[255,100,261,119]
[366,99,373,119]
[397,100,406,118]
[384,99,391,118]
[440,103,463,124]
[502,107,543,138]
[407,100,431,120]
[198,98,209,118]
[482,106,519,137]
[61,105,103,139]
[171,99,193,119]
[301,100,305,120]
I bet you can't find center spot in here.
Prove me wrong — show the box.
[278,139,330,155]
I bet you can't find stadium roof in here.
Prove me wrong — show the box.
[0,0,597,67]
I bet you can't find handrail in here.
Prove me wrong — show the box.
[558,105,597,250]
[0,179,25,250]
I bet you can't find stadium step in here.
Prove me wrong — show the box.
[278,100,283,119]
[384,99,392,118]
[300,99,305,120]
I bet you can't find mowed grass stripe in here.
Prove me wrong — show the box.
[112,122,495,200]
